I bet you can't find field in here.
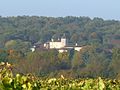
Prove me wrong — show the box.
[0,62,120,90]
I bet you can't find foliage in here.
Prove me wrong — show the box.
[0,16,120,79]
[0,16,120,49]
[0,45,116,79]
[1,62,120,90]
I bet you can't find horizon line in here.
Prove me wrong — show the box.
[0,15,119,21]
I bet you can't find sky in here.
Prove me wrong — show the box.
[0,0,120,20]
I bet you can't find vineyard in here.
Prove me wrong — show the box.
[0,62,120,90]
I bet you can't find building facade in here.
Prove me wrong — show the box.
[43,37,82,53]
[44,37,67,49]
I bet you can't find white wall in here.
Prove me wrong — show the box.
[49,42,64,49]
[74,47,82,51]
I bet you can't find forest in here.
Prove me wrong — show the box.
[0,16,120,79]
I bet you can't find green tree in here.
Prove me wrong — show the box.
[110,48,120,78]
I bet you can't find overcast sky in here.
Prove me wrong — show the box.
[0,0,120,20]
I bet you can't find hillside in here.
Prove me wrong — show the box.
[0,16,120,50]
[0,16,120,78]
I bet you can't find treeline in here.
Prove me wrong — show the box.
[0,16,120,78]
[0,46,120,79]
[0,16,120,50]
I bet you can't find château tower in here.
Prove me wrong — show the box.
[61,37,67,47]
[61,33,67,46]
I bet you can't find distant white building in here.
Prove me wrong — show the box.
[30,47,35,52]
[58,48,68,53]
[44,36,67,49]
[43,36,82,53]
[30,46,36,52]
[74,47,82,51]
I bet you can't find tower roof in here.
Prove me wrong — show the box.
[61,33,66,38]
